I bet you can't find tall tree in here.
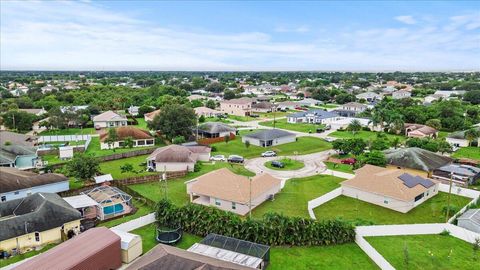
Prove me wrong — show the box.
[464,128,479,146]
[148,104,196,140]
[66,153,99,181]
[1,110,35,131]
[347,120,362,135]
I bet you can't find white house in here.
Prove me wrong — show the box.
[334,102,367,117]
[128,106,140,116]
[147,145,211,172]
[0,167,69,202]
[99,126,154,150]
[242,129,296,147]
[446,127,480,148]
[93,111,128,129]
[392,90,411,99]
[287,109,341,124]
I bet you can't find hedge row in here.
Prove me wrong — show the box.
[155,199,355,246]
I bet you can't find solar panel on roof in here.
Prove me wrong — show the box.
[398,173,435,188]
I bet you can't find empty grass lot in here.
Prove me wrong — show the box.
[212,136,332,159]
[259,118,325,133]
[129,162,254,206]
[131,224,378,270]
[451,146,480,161]
[325,161,354,173]
[99,154,155,179]
[265,158,305,171]
[329,130,406,142]
[366,234,479,270]
[252,175,345,218]
[313,192,472,225]
[40,127,97,135]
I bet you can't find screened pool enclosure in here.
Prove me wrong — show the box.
[82,186,133,220]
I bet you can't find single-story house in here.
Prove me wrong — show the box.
[18,108,47,116]
[0,144,39,169]
[197,122,236,138]
[424,94,444,104]
[384,147,453,178]
[287,109,341,124]
[125,243,251,270]
[144,109,161,122]
[242,129,296,147]
[0,167,69,202]
[0,130,38,147]
[277,101,298,110]
[0,193,82,253]
[188,94,206,101]
[186,168,282,215]
[14,227,122,270]
[110,229,143,263]
[334,102,367,117]
[404,123,437,138]
[82,185,133,221]
[128,105,140,116]
[296,98,322,107]
[194,106,223,118]
[252,101,275,113]
[392,90,412,99]
[93,111,128,129]
[147,144,211,172]
[63,194,99,220]
[99,126,154,150]
[446,127,480,147]
[457,209,480,233]
[341,165,439,213]
[356,92,382,102]
[432,164,480,186]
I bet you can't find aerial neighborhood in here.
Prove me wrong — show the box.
[1,1,480,269]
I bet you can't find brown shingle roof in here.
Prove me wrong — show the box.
[341,165,438,202]
[405,123,437,135]
[99,126,153,142]
[0,167,68,193]
[189,168,281,204]
[148,145,210,163]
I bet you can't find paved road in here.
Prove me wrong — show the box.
[244,150,335,180]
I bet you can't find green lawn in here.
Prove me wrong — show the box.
[366,234,479,270]
[212,136,332,159]
[452,146,480,161]
[99,154,156,179]
[69,178,84,190]
[253,175,345,218]
[40,127,96,135]
[0,243,56,268]
[329,130,406,142]
[98,198,154,228]
[203,117,233,124]
[134,118,148,129]
[265,158,305,171]
[325,161,354,173]
[129,162,254,206]
[259,118,325,133]
[313,192,472,225]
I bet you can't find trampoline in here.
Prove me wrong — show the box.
[156,227,182,245]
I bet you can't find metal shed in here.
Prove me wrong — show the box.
[111,229,143,263]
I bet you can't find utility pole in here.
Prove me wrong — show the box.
[273,101,276,129]
[445,171,454,223]
[248,176,252,219]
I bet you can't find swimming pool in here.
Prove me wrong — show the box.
[103,204,124,215]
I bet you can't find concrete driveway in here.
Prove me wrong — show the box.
[244,150,334,180]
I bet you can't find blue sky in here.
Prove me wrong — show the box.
[1,1,479,71]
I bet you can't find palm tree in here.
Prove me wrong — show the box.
[464,128,479,146]
[347,119,362,135]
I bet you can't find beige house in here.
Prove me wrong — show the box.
[0,193,81,253]
[147,145,211,172]
[220,98,253,116]
[405,123,437,138]
[341,165,439,213]
[186,168,281,215]
[194,106,223,118]
[93,111,128,129]
[99,126,154,150]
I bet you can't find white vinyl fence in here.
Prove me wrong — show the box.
[111,213,155,232]
[307,187,342,219]
[38,134,92,142]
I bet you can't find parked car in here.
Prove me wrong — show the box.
[250,114,260,118]
[271,161,284,168]
[227,155,244,163]
[341,158,356,165]
[210,155,226,161]
[261,151,277,157]
[325,124,331,130]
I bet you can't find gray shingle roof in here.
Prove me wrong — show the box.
[0,193,81,241]
[0,167,68,193]
[458,209,480,226]
[198,122,236,134]
[436,164,480,176]
[384,147,452,171]
[243,129,295,141]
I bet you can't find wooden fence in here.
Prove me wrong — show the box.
[98,147,157,162]
[197,132,236,145]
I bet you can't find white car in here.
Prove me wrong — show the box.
[261,151,277,157]
[210,155,226,161]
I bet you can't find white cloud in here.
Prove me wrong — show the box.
[395,15,417,25]
[274,25,310,33]
[0,1,478,71]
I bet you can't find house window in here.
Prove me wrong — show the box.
[35,232,40,242]
[232,202,236,210]
[414,193,424,202]
[118,141,125,147]
[215,198,221,206]
[383,200,388,204]
[146,140,154,145]
[1,196,6,202]
[138,140,145,146]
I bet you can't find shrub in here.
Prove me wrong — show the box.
[442,205,460,216]
[194,161,202,172]
[155,199,355,246]
[210,145,217,152]
[172,135,186,144]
